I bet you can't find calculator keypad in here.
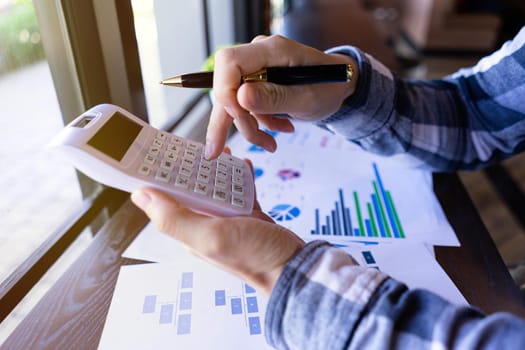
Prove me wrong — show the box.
[136,131,249,211]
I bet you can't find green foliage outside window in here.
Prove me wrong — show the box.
[0,0,45,76]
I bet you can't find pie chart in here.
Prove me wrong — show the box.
[268,204,301,221]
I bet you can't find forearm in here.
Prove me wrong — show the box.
[321,35,525,171]
[265,241,525,349]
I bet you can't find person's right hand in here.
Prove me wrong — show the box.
[205,35,359,159]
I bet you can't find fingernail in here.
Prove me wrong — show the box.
[131,190,152,210]
[204,139,215,160]
[266,142,277,153]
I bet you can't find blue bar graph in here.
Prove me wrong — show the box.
[310,163,405,239]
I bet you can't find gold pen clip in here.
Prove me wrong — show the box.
[241,69,268,83]
[346,64,354,83]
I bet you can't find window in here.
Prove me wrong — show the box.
[0,0,84,289]
[131,0,234,134]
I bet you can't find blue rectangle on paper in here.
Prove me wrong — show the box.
[179,292,192,310]
[142,295,156,314]
[245,284,256,294]
[159,304,174,324]
[248,317,262,335]
[231,298,242,314]
[215,290,226,306]
[177,314,191,335]
[362,251,376,264]
[181,272,193,288]
[246,296,258,313]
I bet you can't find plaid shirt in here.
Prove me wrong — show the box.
[320,27,525,171]
[265,28,525,349]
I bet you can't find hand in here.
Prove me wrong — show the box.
[205,34,359,159]
[131,188,305,296]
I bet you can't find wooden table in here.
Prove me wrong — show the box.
[2,172,525,349]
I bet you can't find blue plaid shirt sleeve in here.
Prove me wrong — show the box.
[319,26,525,171]
[264,28,525,349]
[265,241,525,349]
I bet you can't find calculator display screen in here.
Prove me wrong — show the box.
[87,112,143,161]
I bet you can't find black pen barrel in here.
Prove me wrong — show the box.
[266,64,348,85]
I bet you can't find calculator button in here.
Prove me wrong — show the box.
[160,159,176,171]
[179,165,193,177]
[157,131,168,140]
[138,164,152,176]
[171,136,184,146]
[233,167,244,177]
[184,149,197,160]
[187,141,201,151]
[198,163,212,174]
[167,144,182,153]
[218,153,235,163]
[194,182,209,195]
[213,188,227,201]
[164,150,177,161]
[200,157,212,167]
[181,157,195,168]
[153,138,164,147]
[231,196,245,208]
[197,172,210,184]
[232,174,244,185]
[148,145,161,156]
[218,153,244,167]
[175,174,190,189]
[155,169,171,183]
[216,161,228,172]
[216,169,228,179]
[144,154,156,165]
[214,177,227,189]
[232,183,244,195]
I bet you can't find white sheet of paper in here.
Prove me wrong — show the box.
[123,223,465,303]
[341,243,467,305]
[98,256,271,350]
[227,121,459,246]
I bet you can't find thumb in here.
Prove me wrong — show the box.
[238,82,319,117]
[131,188,202,240]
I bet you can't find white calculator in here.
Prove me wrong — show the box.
[49,103,254,217]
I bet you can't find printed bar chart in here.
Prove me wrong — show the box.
[311,163,405,238]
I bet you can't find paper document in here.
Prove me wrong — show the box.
[98,255,271,349]
[226,121,458,246]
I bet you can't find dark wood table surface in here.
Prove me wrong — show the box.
[2,172,525,349]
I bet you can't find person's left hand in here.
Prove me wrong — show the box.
[131,187,305,296]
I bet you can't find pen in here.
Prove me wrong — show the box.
[160,64,353,88]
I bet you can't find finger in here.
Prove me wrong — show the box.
[251,35,268,43]
[232,114,277,153]
[254,114,295,133]
[238,82,340,120]
[205,104,233,159]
